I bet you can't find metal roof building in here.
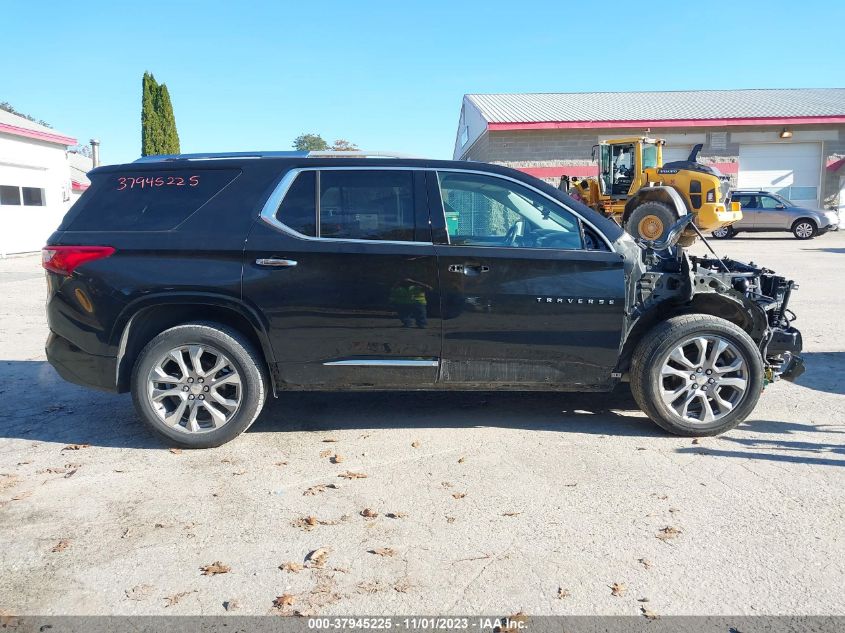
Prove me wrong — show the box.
[454,89,845,211]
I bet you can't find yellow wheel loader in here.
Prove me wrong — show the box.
[564,137,742,245]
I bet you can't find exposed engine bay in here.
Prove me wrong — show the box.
[621,225,805,384]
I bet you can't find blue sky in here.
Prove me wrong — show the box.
[2,0,842,164]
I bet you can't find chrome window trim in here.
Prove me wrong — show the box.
[323,359,439,367]
[259,166,615,252]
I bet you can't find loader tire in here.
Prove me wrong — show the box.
[626,201,678,242]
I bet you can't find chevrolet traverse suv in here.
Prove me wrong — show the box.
[44,152,804,448]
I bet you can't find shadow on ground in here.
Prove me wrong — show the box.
[801,247,845,254]
[792,352,845,395]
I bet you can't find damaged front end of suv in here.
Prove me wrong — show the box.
[617,217,805,387]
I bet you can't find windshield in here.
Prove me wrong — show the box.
[642,144,658,169]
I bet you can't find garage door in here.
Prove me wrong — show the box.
[737,143,821,205]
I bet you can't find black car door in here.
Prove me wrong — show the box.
[429,170,626,388]
[242,168,442,388]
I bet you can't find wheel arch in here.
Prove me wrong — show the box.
[622,186,688,225]
[616,293,766,375]
[791,217,817,229]
[112,294,277,393]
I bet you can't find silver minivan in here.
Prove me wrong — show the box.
[712,190,839,240]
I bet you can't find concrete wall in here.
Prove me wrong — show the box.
[460,124,845,209]
[0,133,74,255]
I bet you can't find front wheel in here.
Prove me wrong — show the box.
[630,315,763,436]
[792,220,816,239]
[131,321,267,448]
[626,201,678,241]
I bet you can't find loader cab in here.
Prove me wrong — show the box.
[596,138,663,199]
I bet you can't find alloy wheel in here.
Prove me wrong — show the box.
[794,222,814,238]
[658,335,748,425]
[146,344,242,433]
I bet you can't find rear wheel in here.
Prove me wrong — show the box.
[711,226,735,239]
[626,201,678,241]
[131,321,267,448]
[630,315,763,436]
[792,219,816,239]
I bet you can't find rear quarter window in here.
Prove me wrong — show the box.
[62,169,241,231]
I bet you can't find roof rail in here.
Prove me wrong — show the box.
[134,150,420,163]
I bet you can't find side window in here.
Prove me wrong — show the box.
[275,171,317,236]
[437,172,583,250]
[760,196,781,209]
[319,170,415,241]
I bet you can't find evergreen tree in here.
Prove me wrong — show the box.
[156,84,181,154]
[141,72,160,156]
[141,72,181,156]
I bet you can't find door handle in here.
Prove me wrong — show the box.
[256,258,298,267]
[449,263,490,275]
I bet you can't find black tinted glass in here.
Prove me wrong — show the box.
[0,186,21,205]
[64,169,240,231]
[275,171,316,236]
[320,170,415,241]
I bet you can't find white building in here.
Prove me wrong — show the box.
[0,109,92,255]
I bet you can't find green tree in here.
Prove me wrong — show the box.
[0,101,51,128]
[141,72,181,156]
[330,139,359,152]
[293,133,329,151]
[156,84,181,154]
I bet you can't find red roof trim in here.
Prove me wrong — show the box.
[488,115,845,131]
[71,180,90,191]
[826,157,845,172]
[518,162,738,179]
[0,122,77,146]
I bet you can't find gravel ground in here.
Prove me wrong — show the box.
[0,232,843,616]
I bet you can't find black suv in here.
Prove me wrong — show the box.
[44,152,804,448]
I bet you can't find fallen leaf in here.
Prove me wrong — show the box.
[638,558,653,569]
[638,597,650,603]
[338,471,367,479]
[200,561,231,575]
[164,590,196,607]
[305,548,330,568]
[669,507,681,514]
[125,584,154,601]
[319,449,332,458]
[223,599,241,611]
[121,527,131,539]
[16,461,32,466]
[322,437,339,443]
[51,539,71,552]
[368,547,396,557]
[273,594,296,609]
[357,580,387,594]
[386,512,407,519]
[394,578,412,593]
[274,461,288,466]
[610,582,626,597]
[330,454,344,464]
[441,481,453,488]
[169,448,182,455]
[360,508,378,519]
[232,470,246,476]
[452,492,466,499]
[303,484,326,496]
[457,457,466,464]
[656,526,682,541]
[63,469,78,479]
[61,444,90,451]
[292,516,320,530]
[692,438,701,445]
[280,561,303,573]
[446,516,456,524]
[11,490,33,501]
[641,606,660,620]
[411,440,421,448]
[502,511,521,517]
[557,587,571,599]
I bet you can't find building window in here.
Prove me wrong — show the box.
[0,185,45,206]
[460,126,469,147]
[0,185,22,206]
[22,187,45,206]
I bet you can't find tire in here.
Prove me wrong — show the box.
[792,219,816,240]
[630,315,763,437]
[626,201,679,241]
[711,226,735,239]
[131,321,267,448]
